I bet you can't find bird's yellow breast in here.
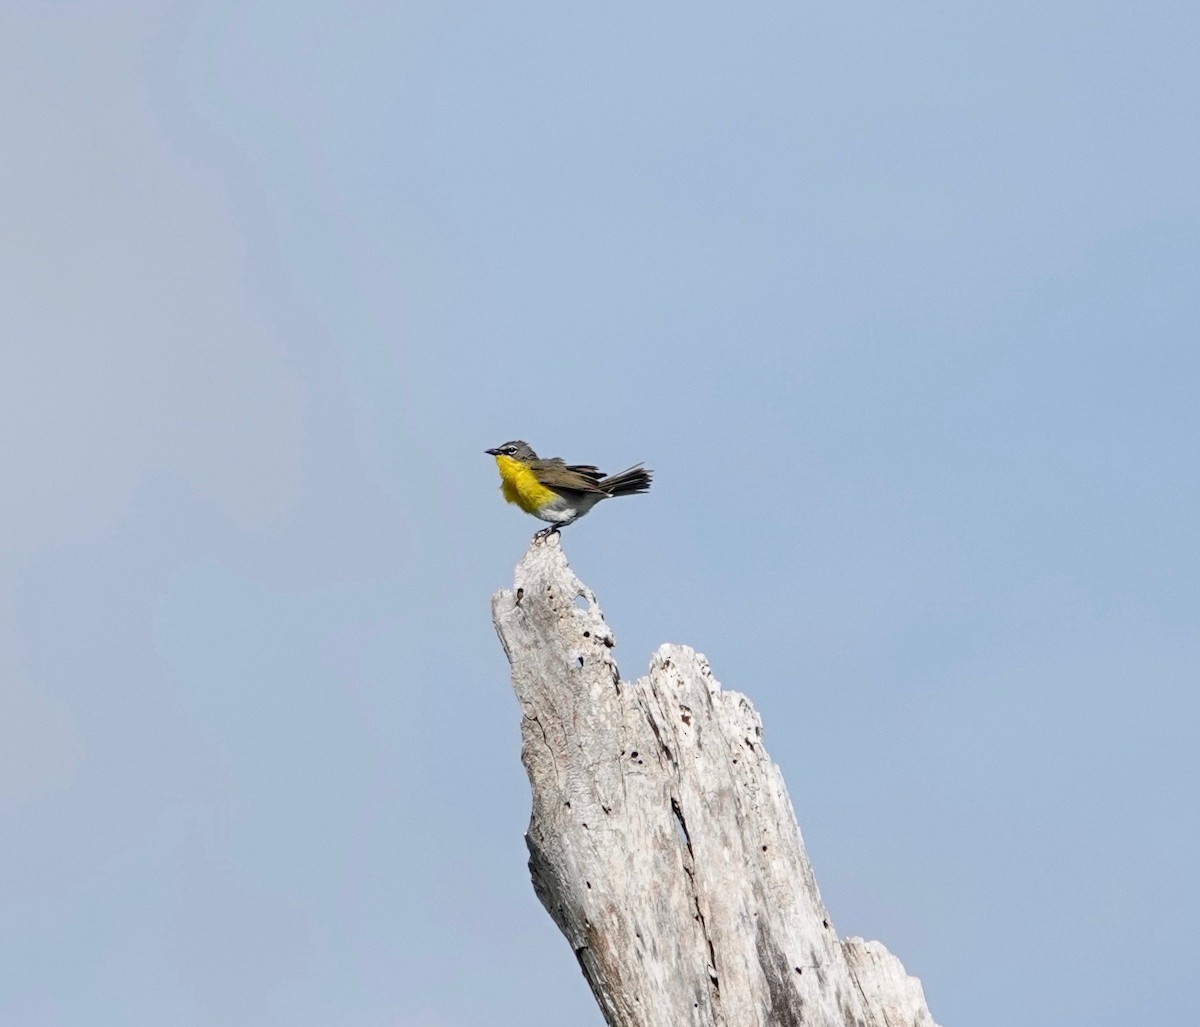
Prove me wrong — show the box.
[495,455,558,513]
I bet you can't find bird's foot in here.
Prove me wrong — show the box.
[532,524,561,542]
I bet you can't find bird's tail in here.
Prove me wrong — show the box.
[600,464,652,497]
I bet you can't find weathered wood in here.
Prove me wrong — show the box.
[492,537,940,1027]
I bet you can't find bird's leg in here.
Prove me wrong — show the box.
[532,523,561,542]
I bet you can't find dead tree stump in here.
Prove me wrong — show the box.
[492,537,940,1027]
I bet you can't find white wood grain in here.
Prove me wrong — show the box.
[493,536,940,1027]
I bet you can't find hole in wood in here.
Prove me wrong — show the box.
[671,798,692,851]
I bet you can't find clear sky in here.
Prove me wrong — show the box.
[3,3,1197,1025]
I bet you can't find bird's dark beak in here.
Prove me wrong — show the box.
[485,447,500,456]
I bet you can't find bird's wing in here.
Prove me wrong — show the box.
[531,459,609,493]
[565,462,604,483]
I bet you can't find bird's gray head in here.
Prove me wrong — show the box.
[485,440,538,462]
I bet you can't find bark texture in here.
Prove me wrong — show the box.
[492,537,940,1027]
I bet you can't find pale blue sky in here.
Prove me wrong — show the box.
[3,3,1198,1025]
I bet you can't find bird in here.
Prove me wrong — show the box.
[485,440,652,539]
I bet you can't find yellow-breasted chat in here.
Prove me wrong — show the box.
[485,440,652,539]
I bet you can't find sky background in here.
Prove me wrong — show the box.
[3,3,1198,1025]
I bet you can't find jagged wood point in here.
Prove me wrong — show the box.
[492,536,940,1027]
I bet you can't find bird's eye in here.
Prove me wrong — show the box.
[504,446,516,454]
